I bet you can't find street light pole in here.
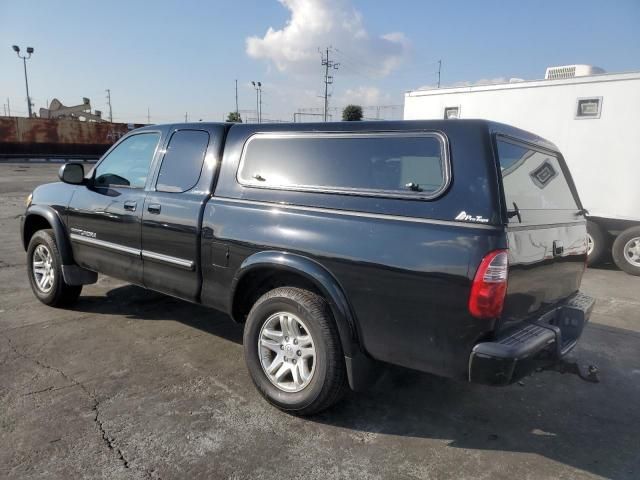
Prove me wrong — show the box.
[12,45,34,117]
[251,81,262,123]
[258,82,262,123]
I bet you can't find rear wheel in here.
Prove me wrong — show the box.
[243,287,347,415]
[586,221,606,267]
[612,226,640,276]
[27,229,82,307]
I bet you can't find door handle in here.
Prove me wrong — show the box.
[124,200,137,211]
[147,203,161,214]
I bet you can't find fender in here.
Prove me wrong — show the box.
[22,205,97,286]
[230,251,380,391]
[23,205,74,264]
[231,251,360,355]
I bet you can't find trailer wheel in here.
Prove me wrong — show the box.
[586,221,606,267]
[612,226,640,276]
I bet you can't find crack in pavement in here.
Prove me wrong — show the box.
[1,332,159,479]
[22,383,77,397]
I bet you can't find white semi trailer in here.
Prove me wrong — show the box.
[404,65,640,275]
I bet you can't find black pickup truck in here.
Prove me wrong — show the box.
[21,120,594,414]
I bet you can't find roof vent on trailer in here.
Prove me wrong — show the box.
[545,64,605,80]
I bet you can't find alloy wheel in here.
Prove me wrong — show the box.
[32,244,55,293]
[258,312,316,392]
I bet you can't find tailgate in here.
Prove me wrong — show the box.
[495,136,588,328]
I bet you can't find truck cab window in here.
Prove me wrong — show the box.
[156,130,209,193]
[94,133,160,188]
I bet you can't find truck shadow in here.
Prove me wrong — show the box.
[74,284,638,480]
[317,324,640,480]
[74,283,244,345]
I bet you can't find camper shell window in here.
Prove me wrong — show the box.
[237,132,450,199]
[496,138,579,223]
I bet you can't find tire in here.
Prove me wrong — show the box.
[611,226,640,276]
[243,287,347,415]
[586,221,607,267]
[27,229,82,307]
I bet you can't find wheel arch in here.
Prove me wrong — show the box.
[230,251,361,358]
[22,205,75,265]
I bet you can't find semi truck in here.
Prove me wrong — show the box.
[404,65,640,275]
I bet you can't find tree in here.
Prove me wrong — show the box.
[342,104,363,121]
[226,111,242,123]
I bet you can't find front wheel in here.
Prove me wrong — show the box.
[612,226,640,276]
[27,229,82,307]
[243,287,347,415]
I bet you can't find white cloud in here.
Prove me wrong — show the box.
[246,0,409,76]
[337,86,390,106]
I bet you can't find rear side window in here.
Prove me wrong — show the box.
[156,130,209,193]
[497,139,579,213]
[238,133,448,198]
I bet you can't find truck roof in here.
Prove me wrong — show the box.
[140,119,558,154]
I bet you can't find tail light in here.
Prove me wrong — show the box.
[468,250,508,319]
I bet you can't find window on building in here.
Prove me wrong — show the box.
[575,97,602,119]
[156,130,210,193]
[444,107,460,119]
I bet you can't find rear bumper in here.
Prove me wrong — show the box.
[468,292,595,385]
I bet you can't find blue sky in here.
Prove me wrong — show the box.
[1,0,638,123]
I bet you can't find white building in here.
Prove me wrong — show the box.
[404,65,640,275]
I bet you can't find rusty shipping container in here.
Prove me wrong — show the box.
[0,117,145,158]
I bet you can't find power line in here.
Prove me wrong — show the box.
[320,47,339,122]
[333,48,379,77]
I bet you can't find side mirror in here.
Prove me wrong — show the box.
[58,162,85,185]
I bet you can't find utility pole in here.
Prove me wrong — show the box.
[185,112,188,122]
[437,60,442,88]
[235,79,239,114]
[6,98,11,116]
[105,89,113,122]
[12,45,34,117]
[320,47,339,122]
